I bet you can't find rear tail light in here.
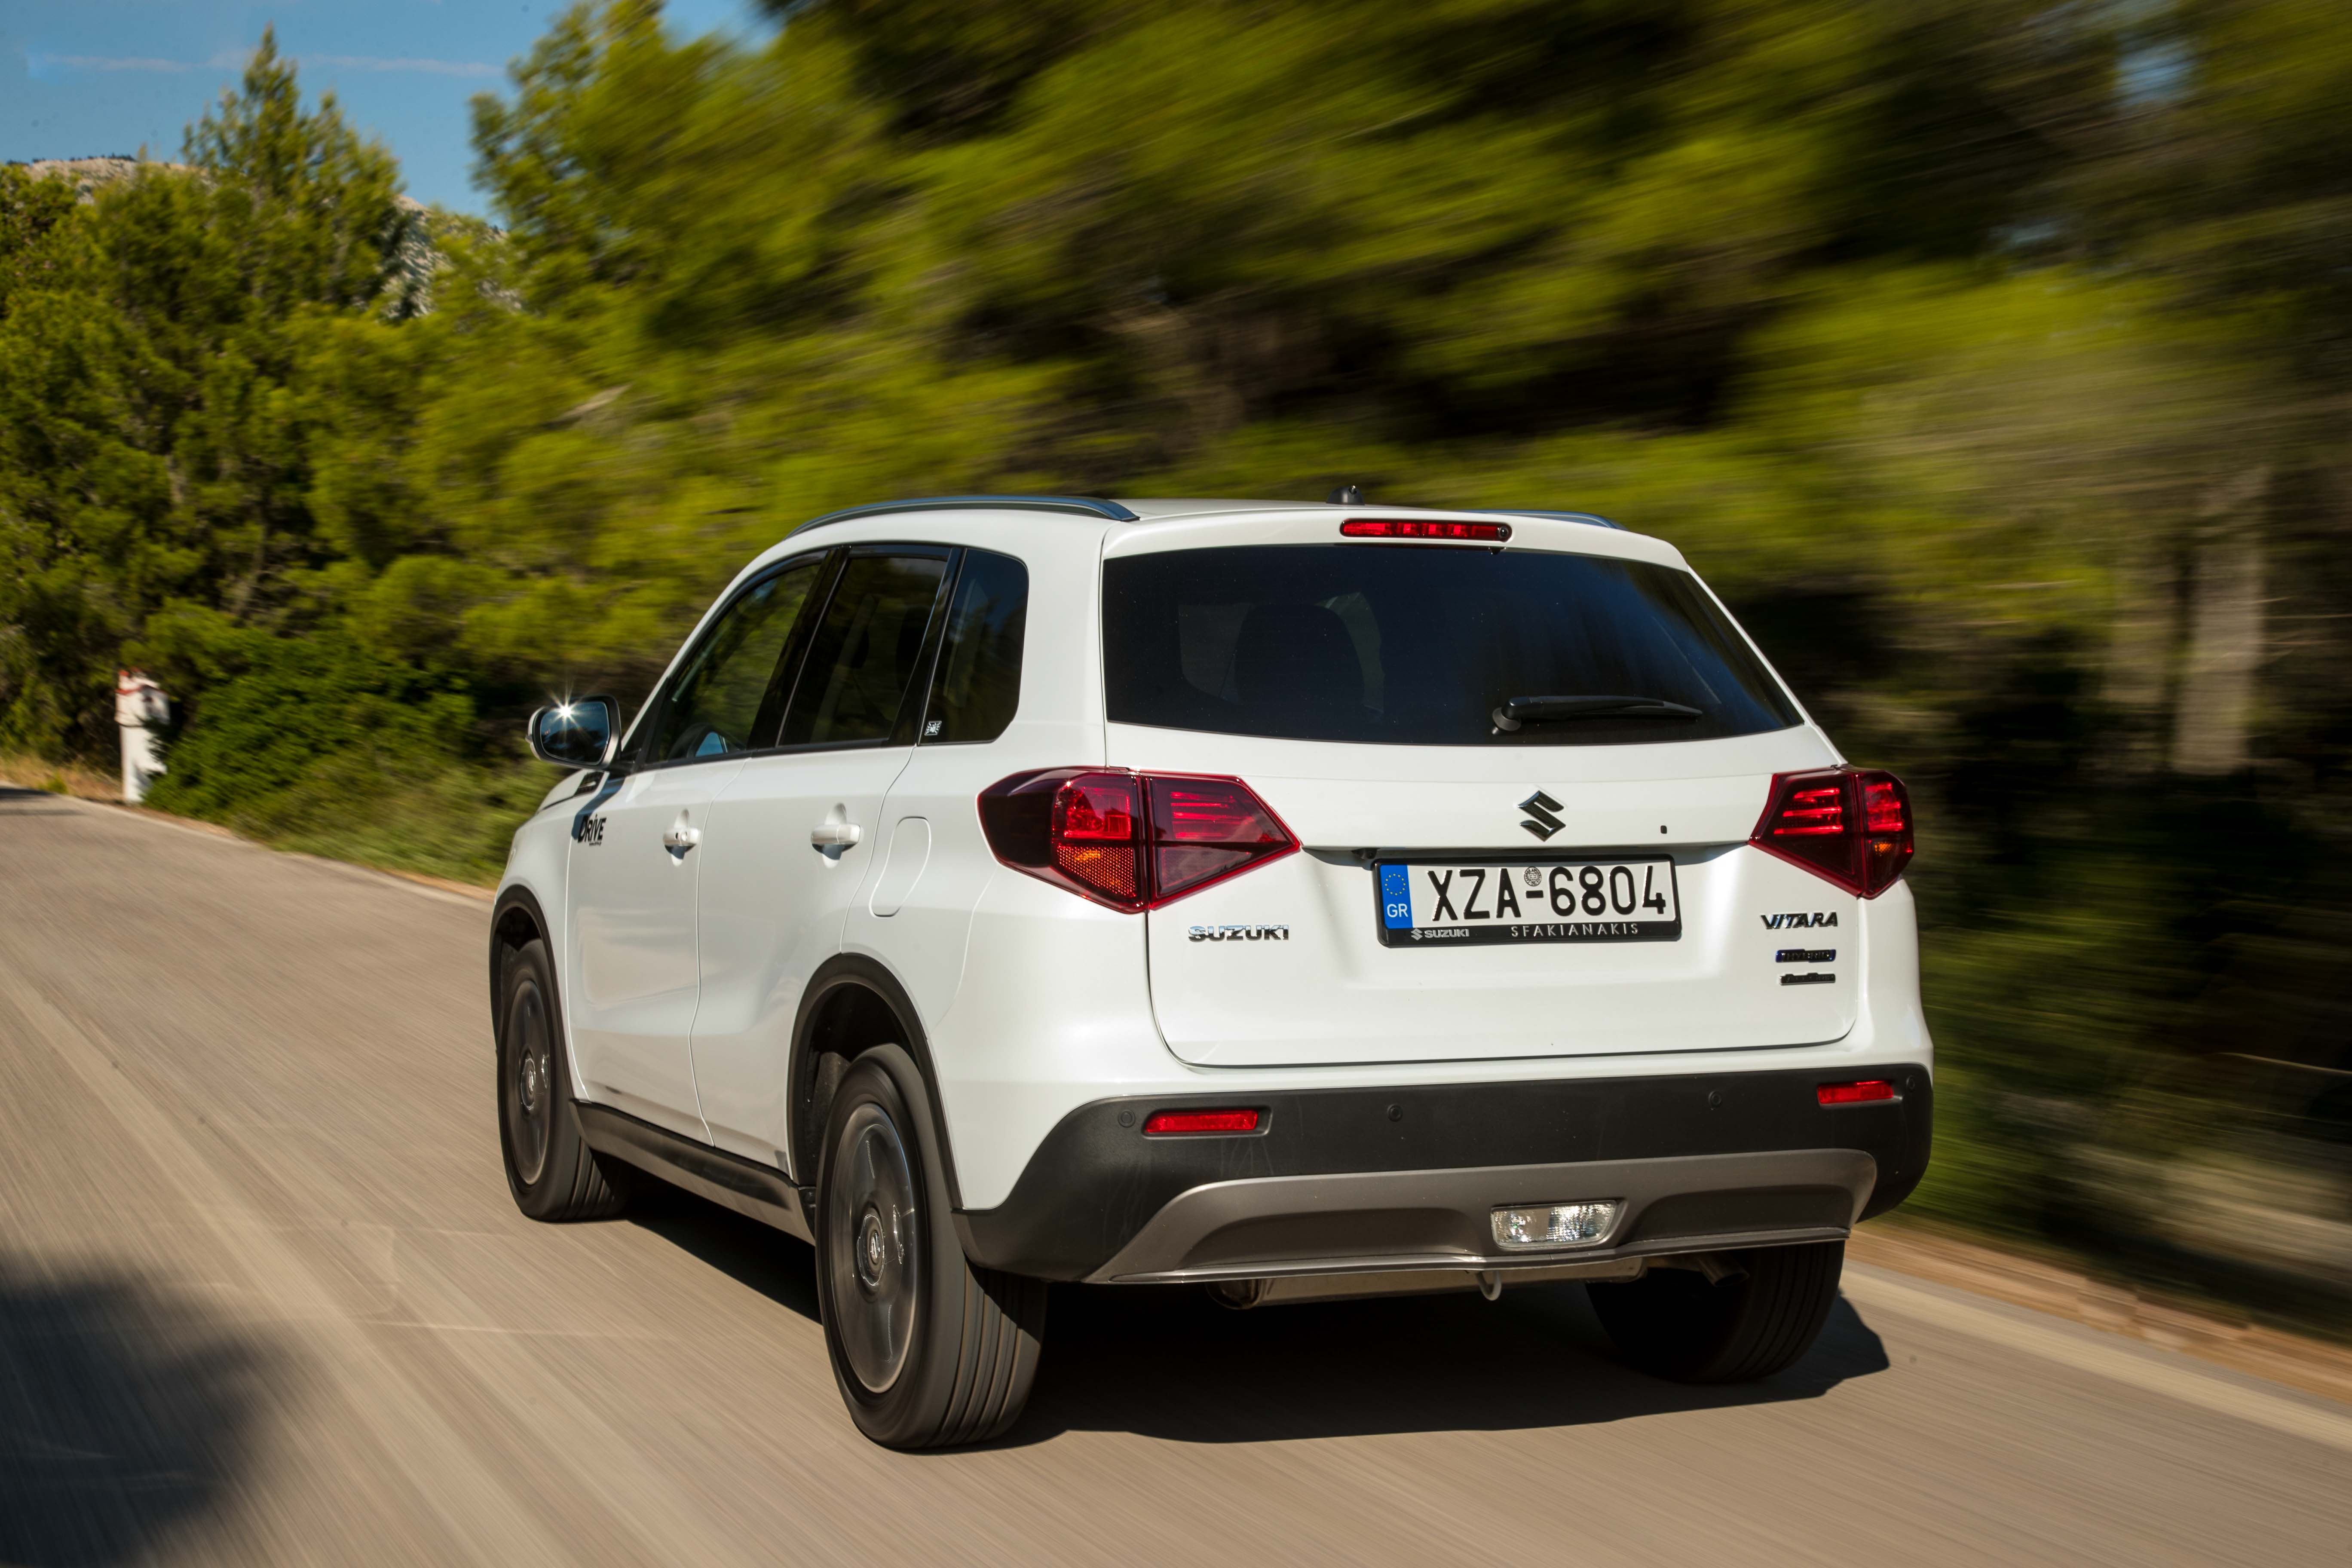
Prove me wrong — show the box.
[1142,1108,1262,1136]
[1818,1079,1898,1106]
[1053,773,1142,904]
[980,769,1299,911]
[1750,768,1914,897]
[1339,518,1512,543]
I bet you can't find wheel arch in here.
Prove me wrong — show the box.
[788,953,964,1208]
[489,884,555,1051]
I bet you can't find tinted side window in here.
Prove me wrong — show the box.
[648,560,821,763]
[779,552,949,747]
[922,550,1028,744]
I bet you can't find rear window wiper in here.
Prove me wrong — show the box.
[1491,695,1703,732]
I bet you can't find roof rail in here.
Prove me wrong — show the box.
[1472,508,1622,531]
[795,494,1139,532]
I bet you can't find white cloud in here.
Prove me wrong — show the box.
[28,52,193,73]
[302,55,497,79]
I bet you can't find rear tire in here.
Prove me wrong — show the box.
[497,937,634,1221]
[1587,1242,1844,1383]
[814,1047,1045,1448]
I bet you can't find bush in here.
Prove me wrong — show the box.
[147,634,533,882]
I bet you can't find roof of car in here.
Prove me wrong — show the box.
[1113,498,1319,519]
[792,495,1620,531]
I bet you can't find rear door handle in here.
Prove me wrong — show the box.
[810,822,862,848]
[662,826,701,851]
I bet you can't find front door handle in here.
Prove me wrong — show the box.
[662,826,702,851]
[810,822,863,849]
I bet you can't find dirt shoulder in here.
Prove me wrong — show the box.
[1852,1219,2352,1406]
[0,756,495,903]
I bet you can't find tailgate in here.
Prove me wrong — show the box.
[1124,734,1858,1068]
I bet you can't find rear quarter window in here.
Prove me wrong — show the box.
[922,549,1028,744]
[1102,544,1798,746]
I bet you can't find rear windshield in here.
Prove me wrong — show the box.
[1102,545,1799,746]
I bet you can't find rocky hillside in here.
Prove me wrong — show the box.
[8,155,457,313]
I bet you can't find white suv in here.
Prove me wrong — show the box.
[491,495,1932,1448]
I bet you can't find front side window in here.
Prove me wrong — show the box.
[922,550,1029,744]
[1102,545,1798,746]
[780,551,950,747]
[646,560,821,763]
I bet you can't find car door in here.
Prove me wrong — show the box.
[842,546,1033,1038]
[692,546,953,1164]
[565,558,822,1136]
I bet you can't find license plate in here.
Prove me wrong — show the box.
[1375,858,1681,946]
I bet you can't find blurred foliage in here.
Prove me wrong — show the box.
[153,627,539,875]
[3,0,2351,1295]
[0,33,416,754]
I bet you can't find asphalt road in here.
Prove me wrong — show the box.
[4,786,2349,1567]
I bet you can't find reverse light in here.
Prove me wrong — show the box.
[1339,518,1512,543]
[979,769,1300,911]
[1818,1079,1898,1106]
[1142,1108,1262,1136]
[1053,772,1142,904]
[1491,1200,1621,1249]
[1750,767,1914,897]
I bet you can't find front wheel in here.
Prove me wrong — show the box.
[496,937,633,1221]
[1587,1241,1844,1383]
[814,1049,1045,1448]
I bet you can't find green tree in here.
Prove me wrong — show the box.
[0,30,411,754]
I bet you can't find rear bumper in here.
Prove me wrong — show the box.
[955,1063,1932,1282]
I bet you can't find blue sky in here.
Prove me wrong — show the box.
[5,1,768,214]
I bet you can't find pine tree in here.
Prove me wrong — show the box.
[0,30,411,753]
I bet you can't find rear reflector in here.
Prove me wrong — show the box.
[1142,1108,1261,1136]
[1817,1079,1898,1106]
[1050,772,1141,902]
[980,768,1299,911]
[1340,518,1512,543]
[1751,767,1914,897]
[1491,1200,1621,1249]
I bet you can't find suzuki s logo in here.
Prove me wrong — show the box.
[1519,790,1565,841]
[1760,912,1839,929]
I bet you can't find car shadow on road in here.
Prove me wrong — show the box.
[617,1188,1886,1446]
[622,1186,822,1323]
[0,1256,277,1567]
[1005,1278,1889,1447]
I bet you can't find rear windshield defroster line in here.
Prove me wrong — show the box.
[1102,545,1799,747]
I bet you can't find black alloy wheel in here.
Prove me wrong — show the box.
[505,979,555,1188]
[496,936,632,1221]
[826,1097,922,1394]
[814,1047,1046,1448]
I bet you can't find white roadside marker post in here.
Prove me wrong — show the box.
[114,667,170,805]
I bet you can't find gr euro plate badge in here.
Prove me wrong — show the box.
[1377,858,1681,946]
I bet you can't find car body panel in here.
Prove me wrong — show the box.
[563,759,736,1137]
[692,744,914,1161]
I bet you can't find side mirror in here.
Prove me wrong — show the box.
[528,697,618,769]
